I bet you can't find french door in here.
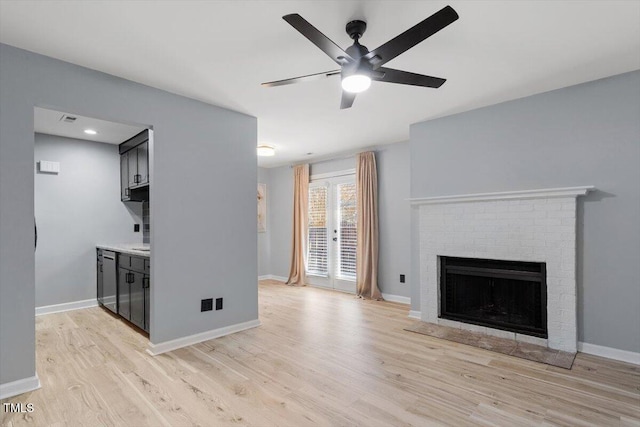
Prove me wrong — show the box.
[307,175,357,293]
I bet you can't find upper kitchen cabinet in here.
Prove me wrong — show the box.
[120,130,149,202]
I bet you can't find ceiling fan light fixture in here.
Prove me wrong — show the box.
[341,74,371,93]
[257,145,276,157]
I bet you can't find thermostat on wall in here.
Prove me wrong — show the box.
[37,160,60,174]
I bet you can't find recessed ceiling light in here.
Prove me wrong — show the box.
[257,145,275,157]
[84,129,97,135]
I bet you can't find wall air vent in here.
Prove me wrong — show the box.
[60,115,77,123]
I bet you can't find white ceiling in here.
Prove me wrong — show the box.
[2,1,639,167]
[34,107,146,145]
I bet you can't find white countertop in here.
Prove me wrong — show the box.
[97,243,150,257]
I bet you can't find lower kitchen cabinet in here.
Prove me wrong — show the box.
[114,253,150,333]
[118,268,131,320]
[129,271,145,330]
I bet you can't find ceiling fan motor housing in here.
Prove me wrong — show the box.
[346,20,367,40]
[344,20,372,78]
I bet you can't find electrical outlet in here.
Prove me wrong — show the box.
[215,298,223,310]
[400,274,405,283]
[201,298,213,312]
[134,224,140,232]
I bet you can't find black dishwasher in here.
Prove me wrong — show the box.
[101,250,118,314]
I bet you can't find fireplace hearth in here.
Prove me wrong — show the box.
[440,256,547,338]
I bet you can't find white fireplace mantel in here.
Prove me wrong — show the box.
[409,186,595,205]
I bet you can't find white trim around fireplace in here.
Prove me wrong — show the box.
[409,186,594,205]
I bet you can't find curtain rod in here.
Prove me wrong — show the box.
[289,147,378,168]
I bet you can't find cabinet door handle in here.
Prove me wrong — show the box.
[125,188,130,196]
[134,174,141,184]
[143,277,149,288]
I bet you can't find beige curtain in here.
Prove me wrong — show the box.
[356,152,382,300]
[286,164,309,286]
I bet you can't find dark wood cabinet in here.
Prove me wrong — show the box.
[136,141,149,186]
[120,155,130,202]
[117,253,150,332]
[97,249,104,305]
[144,282,150,334]
[119,130,149,202]
[129,271,145,330]
[118,267,131,320]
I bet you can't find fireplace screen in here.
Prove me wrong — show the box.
[440,256,547,338]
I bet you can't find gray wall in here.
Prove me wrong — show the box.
[266,142,411,298]
[410,71,640,352]
[257,167,271,276]
[0,43,257,385]
[376,143,411,298]
[34,133,142,307]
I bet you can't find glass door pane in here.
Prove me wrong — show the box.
[337,183,357,279]
[307,185,328,276]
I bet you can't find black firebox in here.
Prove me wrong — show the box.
[440,256,547,338]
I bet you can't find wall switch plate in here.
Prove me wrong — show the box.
[201,298,213,312]
[134,224,140,232]
[215,298,223,310]
[400,274,405,283]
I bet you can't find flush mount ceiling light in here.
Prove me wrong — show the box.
[341,74,371,93]
[84,129,97,135]
[257,145,275,157]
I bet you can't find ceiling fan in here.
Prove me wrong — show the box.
[262,5,459,109]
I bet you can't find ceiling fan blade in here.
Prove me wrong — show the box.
[364,5,458,68]
[373,67,446,88]
[283,14,354,65]
[262,70,341,87]
[340,91,356,109]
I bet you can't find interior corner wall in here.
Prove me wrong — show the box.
[258,167,271,276]
[409,70,640,353]
[34,133,142,307]
[0,43,258,386]
[265,142,411,298]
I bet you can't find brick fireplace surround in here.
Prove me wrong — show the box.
[412,187,594,353]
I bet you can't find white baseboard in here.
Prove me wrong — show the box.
[147,319,261,356]
[578,342,640,365]
[258,275,288,282]
[408,310,421,320]
[381,293,410,305]
[0,374,41,400]
[35,298,98,316]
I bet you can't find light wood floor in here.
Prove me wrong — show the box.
[2,280,639,426]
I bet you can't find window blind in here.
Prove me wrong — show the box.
[307,185,328,275]
[338,183,357,279]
